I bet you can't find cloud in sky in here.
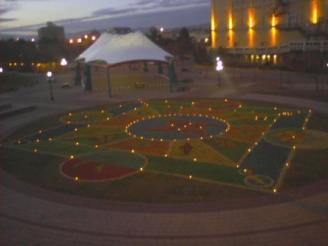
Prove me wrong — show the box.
[0,0,210,36]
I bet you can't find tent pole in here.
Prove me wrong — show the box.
[106,66,112,98]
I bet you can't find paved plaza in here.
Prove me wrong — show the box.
[1,79,328,246]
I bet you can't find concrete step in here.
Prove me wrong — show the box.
[0,104,12,112]
[0,106,37,120]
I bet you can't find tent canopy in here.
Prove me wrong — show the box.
[77,31,174,66]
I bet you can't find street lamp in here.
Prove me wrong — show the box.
[0,67,3,73]
[60,58,68,67]
[46,71,54,101]
[160,27,164,33]
[216,57,224,87]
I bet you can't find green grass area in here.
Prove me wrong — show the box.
[59,110,111,124]
[58,126,126,146]
[0,147,261,203]
[205,138,250,163]
[265,128,328,149]
[307,113,328,132]
[14,140,95,157]
[282,114,328,188]
[82,150,146,169]
[146,156,245,185]
[284,149,328,188]
[148,99,193,114]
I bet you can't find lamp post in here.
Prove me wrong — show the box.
[46,71,54,101]
[216,57,224,87]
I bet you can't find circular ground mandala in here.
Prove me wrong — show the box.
[126,115,228,141]
[3,98,327,202]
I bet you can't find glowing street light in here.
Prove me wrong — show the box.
[216,57,224,71]
[91,36,96,41]
[0,67,3,73]
[77,38,82,43]
[46,71,54,101]
[160,27,165,33]
[69,39,74,44]
[60,58,68,67]
[216,57,224,87]
[31,38,35,42]
[46,71,53,78]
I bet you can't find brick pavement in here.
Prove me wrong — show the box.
[1,82,328,245]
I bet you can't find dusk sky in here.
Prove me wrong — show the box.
[0,0,210,37]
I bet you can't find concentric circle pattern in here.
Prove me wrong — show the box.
[126,115,229,141]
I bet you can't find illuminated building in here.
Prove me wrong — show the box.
[210,0,328,53]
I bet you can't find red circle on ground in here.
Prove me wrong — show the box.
[61,159,137,181]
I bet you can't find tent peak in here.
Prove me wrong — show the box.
[77,31,174,66]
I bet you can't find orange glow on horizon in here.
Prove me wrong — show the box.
[248,8,255,29]
[228,10,233,30]
[228,29,234,48]
[270,27,278,47]
[211,0,218,48]
[311,0,319,24]
[248,29,255,48]
[271,15,277,27]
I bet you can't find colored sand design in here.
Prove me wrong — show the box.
[61,150,146,181]
[127,115,227,141]
[6,99,314,193]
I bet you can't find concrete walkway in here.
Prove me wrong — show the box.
[1,82,328,245]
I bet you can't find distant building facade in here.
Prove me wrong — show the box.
[38,22,65,43]
[210,0,328,54]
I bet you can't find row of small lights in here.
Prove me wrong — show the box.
[16,100,248,183]
[7,62,59,67]
[11,35,96,44]
[236,109,280,170]
[233,105,284,193]
[129,99,235,178]
[125,113,231,143]
[250,54,278,60]
[18,109,111,163]
[273,109,312,192]
[18,99,311,185]
[19,101,219,182]
[235,107,312,194]
[1,58,68,74]
[66,108,148,180]
[69,34,97,44]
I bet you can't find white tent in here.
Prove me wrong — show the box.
[77,31,174,66]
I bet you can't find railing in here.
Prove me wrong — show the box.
[227,40,328,55]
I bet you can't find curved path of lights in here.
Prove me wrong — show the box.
[1,86,328,246]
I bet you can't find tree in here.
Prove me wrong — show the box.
[148,27,161,42]
[178,27,191,41]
